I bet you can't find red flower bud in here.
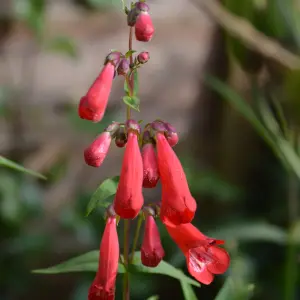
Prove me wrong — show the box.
[113,131,144,219]
[142,143,159,188]
[84,132,112,167]
[78,62,115,123]
[156,132,196,225]
[166,223,230,285]
[141,215,165,267]
[137,51,150,64]
[88,216,119,299]
[135,12,154,42]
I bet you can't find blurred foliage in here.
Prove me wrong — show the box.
[1,0,300,299]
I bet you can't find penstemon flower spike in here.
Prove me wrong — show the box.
[78,1,230,299]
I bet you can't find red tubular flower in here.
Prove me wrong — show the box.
[166,223,230,285]
[135,12,154,42]
[84,132,112,167]
[113,126,144,219]
[155,132,196,225]
[78,62,115,123]
[88,216,119,299]
[142,140,159,188]
[141,214,165,267]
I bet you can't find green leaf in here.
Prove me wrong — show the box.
[124,70,139,96]
[132,70,139,96]
[180,281,198,300]
[45,36,77,58]
[207,222,288,244]
[205,75,300,180]
[33,250,126,274]
[130,252,200,287]
[86,176,119,216]
[0,156,46,180]
[122,96,140,112]
[147,296,159,300]
[125,50,137,58]
[214,277,254,300]
[33,250,200,293]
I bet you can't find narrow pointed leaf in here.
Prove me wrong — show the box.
[129,252,200,287]
[32,250,125,274]
[0,156,46,179]
[123,96,140,111]
[86,176,119,216]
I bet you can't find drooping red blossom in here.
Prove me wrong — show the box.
[166,223,230,285]
[135,12,154,42]
[84,123,119,167]
[142,131,159,188]
[155,132,196,225]
[84,132,112,167]
[88,216,119,299]
[113,123,144,218]
[78,62,115,123]
[141,214,165,267]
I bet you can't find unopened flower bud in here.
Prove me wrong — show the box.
[143,206,156,217]
[142,142,159,188]
[164,122,179,147]
[84,132,112,167]
[151,120,167,133]
[126,119,141,134]
[117,58,130,75]
[105,51,122,67]
[105,204,116,218]
[141,214,165,267]
[115,126,127,148]
[104,122,120,137]
[142,130,152,145]
[135,11,154,42]
[78,63,115,123]
[137,51,150,64]
[135,1,150,12]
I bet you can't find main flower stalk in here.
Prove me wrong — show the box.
[79,1,230,299]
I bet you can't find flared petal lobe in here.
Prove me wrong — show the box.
[141,215,165,267]
[88,217,119,299]
[84,132,112,167]
[79,63,115,122]
[142,143,160,188]
[156,133,196,225]
[166,223,230,285]
[113,132,144,218]
[135,12,154,42]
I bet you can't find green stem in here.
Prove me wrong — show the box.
[129,214,144,263]
[123,219,130,300]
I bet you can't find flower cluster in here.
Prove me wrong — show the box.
[78,1,230,299]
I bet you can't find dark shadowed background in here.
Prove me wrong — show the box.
[1,0,300,299]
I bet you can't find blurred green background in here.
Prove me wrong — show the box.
[1,0,300,299]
